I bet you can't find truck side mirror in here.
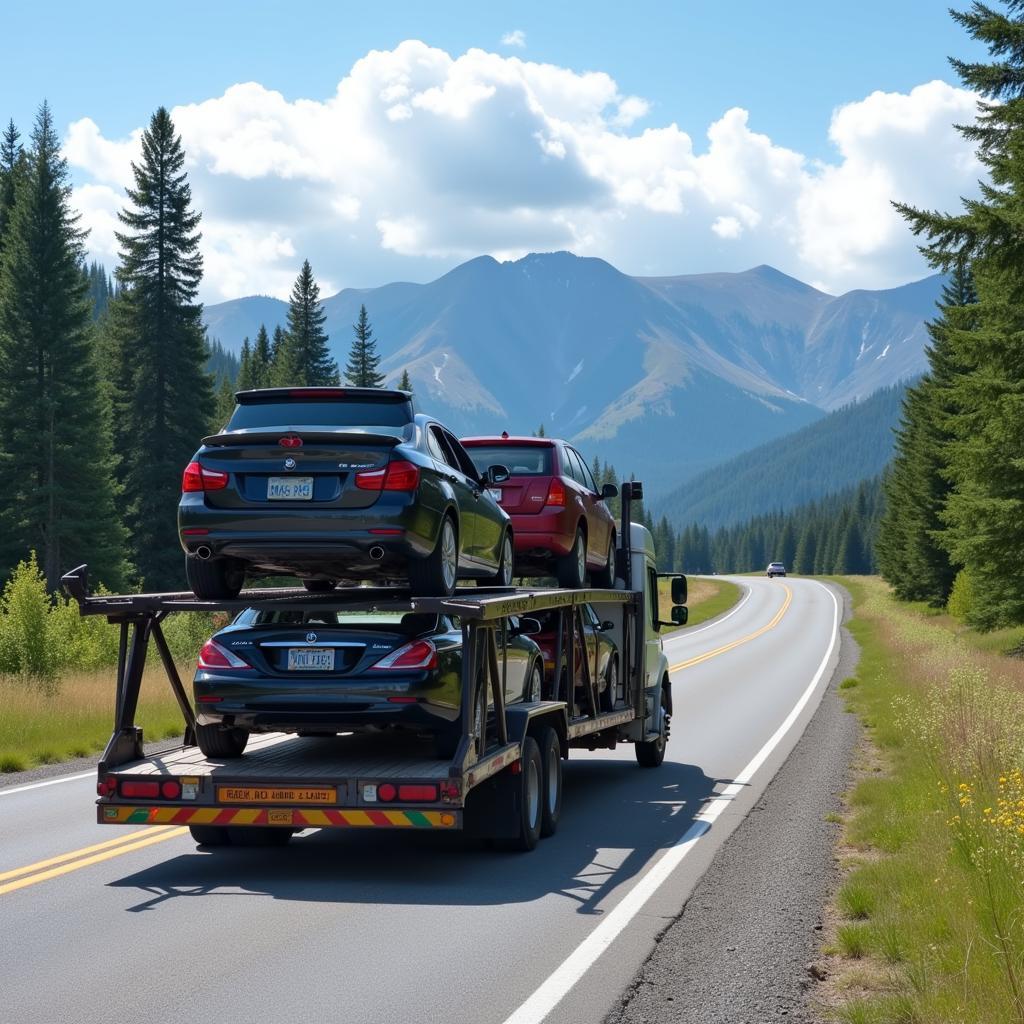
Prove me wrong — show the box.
[671,575,687,605]
[659,606,688,629]
[600,483,618,500]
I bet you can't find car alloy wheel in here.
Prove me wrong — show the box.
[441,519,458,592]
[575,535,586,582]
[500,534,513,586]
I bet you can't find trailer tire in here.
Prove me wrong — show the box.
[189,825,230,846]
[556,528,587,589]
[498,735,543,852]
[536,726,563,838]
[409,515,458,597]
[635,687,670,768]
[195,722,249,759]
[185,554,245,600]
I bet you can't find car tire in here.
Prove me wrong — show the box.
[195,722,249,759]
[302,579,335,593]
[601,657,619,712]
[409,516,458,597]
[635,686,669,768]
[185,554,245,600]
[591,535,615,588]
[487,531,514,587]
[536,726,563,838]
[556,528,586,589]
[527,659,544,702]
[498,735,543,852]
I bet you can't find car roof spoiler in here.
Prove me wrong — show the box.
[201,429,405,447]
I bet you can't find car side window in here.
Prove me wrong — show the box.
[426,426,449,465]
[572,449,599,493]
[443,431,482,482]
[566,448,590,490]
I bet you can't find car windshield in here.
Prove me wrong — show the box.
[226,398,413,431]
[466,445,552,476]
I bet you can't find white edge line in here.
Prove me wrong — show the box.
[501,580,841,1024]
[0,770,95,798]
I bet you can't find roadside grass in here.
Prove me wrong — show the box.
[659,576,742,634]
[815,576,1024,1024]
[0,664,185,773]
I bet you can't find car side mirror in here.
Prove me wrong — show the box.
[599,620,615,632]
[515,616,542,636]
[486,464,510,485]
[600,483,618,500]
[659,606,688,629]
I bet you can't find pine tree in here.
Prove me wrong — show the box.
[398,368,412,393]
[251,324,272,388]
[536,424,546,437]
[214,375,236,427]
[236,337,255,390]
[107,106,213,589]
[344,304,383,388]
[894,3,1024,627]
[0,119,24,257]
[269,323,299,386]
[277,260,337,387]
[0,103,127,589]
[794,524,816,575]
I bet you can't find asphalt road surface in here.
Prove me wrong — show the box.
[0,577,842,1024]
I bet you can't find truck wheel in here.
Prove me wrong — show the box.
[500,735,543,851]
[537,727,563,838]
[635,689,670,768]
[195,722,249,758]
[556,529,586,589]
[189,825,230,846]
[591,536,615,588]
[409,516,458,596]
[185,554,245,599]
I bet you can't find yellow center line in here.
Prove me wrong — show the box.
[0,825,182,883]
[0,827,188,897]
[670,584,793,673]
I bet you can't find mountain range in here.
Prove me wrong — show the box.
[203,252,942,491]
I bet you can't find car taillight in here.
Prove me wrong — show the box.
[182,461,229,493]
[287,388,346,398]
[197,639,252,670]
[279,436,303,448]
[355,460,421,492]
[545,478,567,508]
[370,639,438,670]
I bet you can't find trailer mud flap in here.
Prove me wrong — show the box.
[462,770,522,839]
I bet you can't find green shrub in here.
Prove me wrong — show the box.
[0,554,57,686]
[946,568,974,622]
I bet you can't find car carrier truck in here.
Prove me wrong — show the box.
[62,483,687,852]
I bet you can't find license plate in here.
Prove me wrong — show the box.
[267,476,314,500]
[487,488,502,502]
[288,647,335,671]
[217,786,337,804]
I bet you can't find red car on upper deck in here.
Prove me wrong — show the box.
[461,434,618,588]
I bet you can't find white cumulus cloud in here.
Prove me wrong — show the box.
[63,40,984,302]
[501,29,526,48]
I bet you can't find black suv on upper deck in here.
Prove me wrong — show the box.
[178,388,514,599]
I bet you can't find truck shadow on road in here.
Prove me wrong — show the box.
[109,758,733,916]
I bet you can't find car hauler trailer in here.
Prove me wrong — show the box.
[61,483,687,852]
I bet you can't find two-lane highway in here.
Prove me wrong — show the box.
[0,577,841,1024]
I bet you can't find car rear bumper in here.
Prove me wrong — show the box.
[506,512,576,561]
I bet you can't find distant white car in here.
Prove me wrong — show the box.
[766,562,787,578]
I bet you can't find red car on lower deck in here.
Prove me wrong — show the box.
[461,434,618,588]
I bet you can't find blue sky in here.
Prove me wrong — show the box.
[1,1,989,300]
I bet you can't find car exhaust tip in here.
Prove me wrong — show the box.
[195,545,213,560]
[369,545,385,560]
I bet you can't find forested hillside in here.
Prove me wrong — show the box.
[654,384,906,531]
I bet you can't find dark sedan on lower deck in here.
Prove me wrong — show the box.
[191,608,544,759]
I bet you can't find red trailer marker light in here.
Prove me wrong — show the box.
[120,780,160,799]
[377,784,397,802]
[161,780,182,800]
[398,785,438,802]
[96,776,116,797]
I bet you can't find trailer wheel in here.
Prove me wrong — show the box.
[189,825,230,846]
[499,735,543,852]
[537,726,563,838]
[635,688,670,768]
[195,722,249,759]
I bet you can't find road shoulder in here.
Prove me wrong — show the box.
[606,583,860,1024]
